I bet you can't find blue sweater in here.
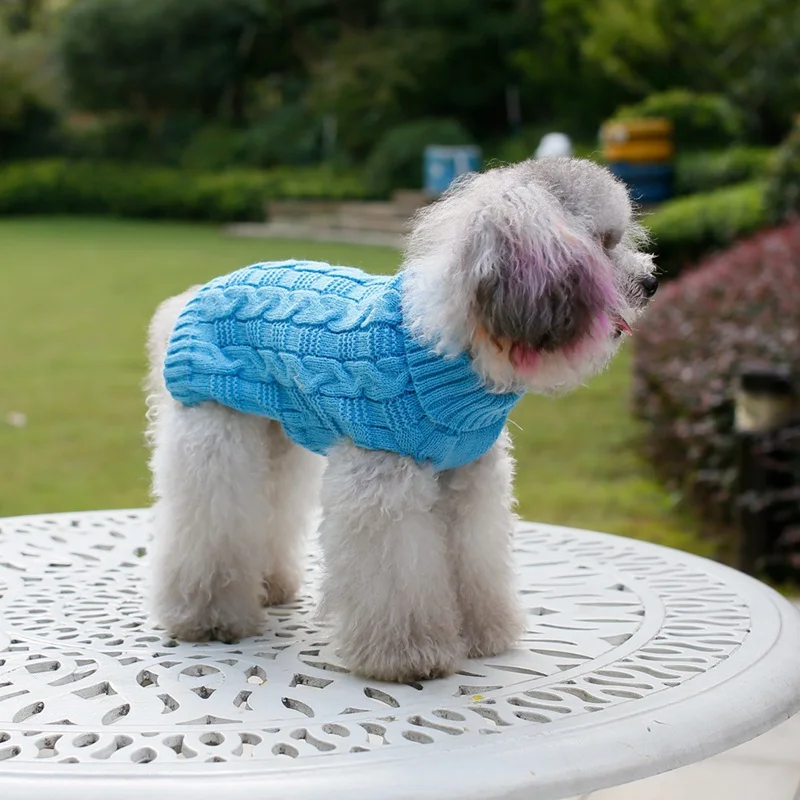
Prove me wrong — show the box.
[163,261,521,471]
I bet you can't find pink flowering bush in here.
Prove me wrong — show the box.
[632,221,800,522]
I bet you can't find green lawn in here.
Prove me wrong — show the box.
[0,217,706,554]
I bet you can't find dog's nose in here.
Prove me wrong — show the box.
[641,274,658,298]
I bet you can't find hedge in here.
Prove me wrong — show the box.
[632,221,800,525]
[0,160,371,222]
[674,147,774,196]
[643,181,766,279]
[765,119,800,224]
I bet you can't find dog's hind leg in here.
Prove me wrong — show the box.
[259,422,325,607]
[318,442,463,682]
[438,429,525,659]
[148,401,273,643]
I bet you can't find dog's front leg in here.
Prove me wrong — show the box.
[439,429,525,659]
[319,442,463,682]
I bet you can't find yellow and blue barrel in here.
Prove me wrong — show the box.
[601,118,674,204]
[424,145,482,197]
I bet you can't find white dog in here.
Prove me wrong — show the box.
[145,157,657,683]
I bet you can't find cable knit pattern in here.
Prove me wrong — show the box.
[163,261,522,471]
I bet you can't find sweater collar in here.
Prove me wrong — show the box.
[404,331,522,432]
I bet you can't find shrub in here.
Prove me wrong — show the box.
[675,147,775,196]
[181,110,322,171]
[0,160,370,221]
[643,181,766,279]
[764,120,800,225]
[632,221,800,524]
[613,90,745,148]
[365,118,474,196]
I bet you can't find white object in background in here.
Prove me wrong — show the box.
[5,412,27,428]
[0,510,798,800]
[535,132,573,158]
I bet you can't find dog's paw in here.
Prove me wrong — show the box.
[340,630,463,683]
[160,610,264,645]
[259,569,302,607]
[462,602,525,660]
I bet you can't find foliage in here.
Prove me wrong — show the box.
[3,0,800,186]
[181,109,322,171]
[675,147,775,196]
[0,26,61,159]
[764,120,800,224]
[365,118,474,196]
[59,0,269,127]
[644,181,766,279]
[612,90,745,148]
[0,160,370,221]
[583,0,800,140]
[631,221,800,525]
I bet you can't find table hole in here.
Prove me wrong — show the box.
[101,703,130,725]
[91,735,133,759]
[158,694,179,713]
[163,734,197,759]
[321,724,349,737]
[289,673,332,689]
[358,722,387,745]
[181,664,220,678]
[514,710,551,723]
[12,701,44,723]
[136,670,159,688]
[281,697,314,718]
[363,687,399,707]
[131,747,157,763]
[290,727,336,751]
[408,715,463,735]
[401,730,433,744]
[272,743,298,758]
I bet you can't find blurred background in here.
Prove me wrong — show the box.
[1,0,799,587]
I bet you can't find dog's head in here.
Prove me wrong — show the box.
[402,157,657,394]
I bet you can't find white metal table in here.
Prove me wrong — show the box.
[0,510,798,800]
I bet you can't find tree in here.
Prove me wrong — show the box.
[59,0,270,129]
[582,0,800,139]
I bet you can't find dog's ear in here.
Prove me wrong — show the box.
[468,193,620,352]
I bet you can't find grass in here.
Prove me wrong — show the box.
[0,217,707,555]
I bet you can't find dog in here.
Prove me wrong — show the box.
[144,157,657,683]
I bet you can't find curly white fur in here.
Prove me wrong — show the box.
[145,157,656,681]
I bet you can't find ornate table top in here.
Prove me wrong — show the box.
[0,510,798,800]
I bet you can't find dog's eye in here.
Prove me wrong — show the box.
[601,231,621,251]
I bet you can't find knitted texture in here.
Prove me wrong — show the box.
[163,261,522,471]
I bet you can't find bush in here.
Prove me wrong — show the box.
[365,118,474,196]
[0,160,370,221]
[675,147,775,196]
[181,110,322,172]
[613,90,745,148]
[764,120,800,224]
[643,181,766,279]
[632,221,800,525]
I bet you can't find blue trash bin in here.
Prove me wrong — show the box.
[607,162,675,204]
[423,145,482,197]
